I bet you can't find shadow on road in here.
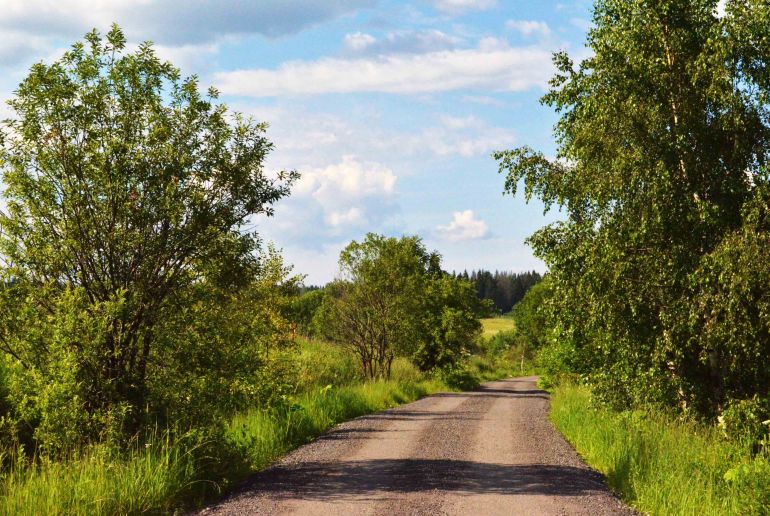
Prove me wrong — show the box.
[237,460,607,501]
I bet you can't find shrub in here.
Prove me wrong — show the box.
[439,364,481,391]
[719,397,770,450]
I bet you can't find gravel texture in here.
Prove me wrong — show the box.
[196,376,635,515]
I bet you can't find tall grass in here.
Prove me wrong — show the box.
[227,378,442,471]
[0,342,446,515]
[0,337,520,515]
[550,383,770,515]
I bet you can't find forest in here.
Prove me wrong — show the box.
[458,269,542,314]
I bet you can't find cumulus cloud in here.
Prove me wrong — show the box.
[267,156,400,246]
[506,20,552,38]
[294,155,396,204]
[429,0,496,15]
[244,105,516,167]
[343,29,460,56]
[420,116,516,157]
[215,41,552,97]
[436,210,489,242]
[344,32,378,52]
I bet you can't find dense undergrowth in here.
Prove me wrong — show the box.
[550,383,770,515]
[0,333,519,515]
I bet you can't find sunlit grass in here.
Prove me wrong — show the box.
[480,317,515,337]
[550,383,770,515]
[0,338,526,515]
[0,341,448,515]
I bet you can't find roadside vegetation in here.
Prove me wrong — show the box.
[500,0,770,513]
[0,333,523,515]
[0,26,533,513]
[550,384,770,515]
[0,341,447,515]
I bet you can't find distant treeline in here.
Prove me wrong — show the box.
[454,270,542,314]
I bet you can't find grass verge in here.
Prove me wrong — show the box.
[0,377,445,515]
[550,383,770,515]
[0,335,521,515]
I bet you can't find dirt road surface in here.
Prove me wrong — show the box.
[198,376,633,515]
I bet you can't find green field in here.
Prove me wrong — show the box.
[481,317,515,337]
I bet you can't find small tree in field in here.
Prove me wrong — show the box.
[317,234,430,379]
[0,25,296,445]
[317,233,482,379]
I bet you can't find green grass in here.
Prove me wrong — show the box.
[481,317,515,337]
[550,383,770,515]
[0,341,448,515]
[0,337,524,515]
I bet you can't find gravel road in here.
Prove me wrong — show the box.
[198,376,634,515]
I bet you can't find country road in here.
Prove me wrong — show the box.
[199,377,634,515]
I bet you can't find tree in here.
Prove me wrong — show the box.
[0,25,296,443]
[289,289,326,337]
[316,234,430,379]
[413,274,483,371]
[466,270,542,313]
[316,234,483,378]
[512,277,553,350]
[497,0,770,414]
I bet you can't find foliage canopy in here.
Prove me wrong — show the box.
[497,0,770,416]
[316,233,483,379]
[0,25,297,448]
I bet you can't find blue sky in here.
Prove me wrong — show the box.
[0,0,595,284]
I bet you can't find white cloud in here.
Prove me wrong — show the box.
[436,210,489,242]
[295,155,396,202]
[245,105,516,166]
[0,0,374,45]
[506,20,552,38]
[344,29,461,56]
[215,42,553,97]
[429,0,496,15]
[327,207,365,227]
[268,156,399,245]
[421,116,516,157]
[147,42,220,74]
[344,32,377,52]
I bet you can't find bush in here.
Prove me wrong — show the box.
[289,290,325,337]
[719,397,770,450]
[293,339,361,390]
[439,364,481,391]
[512,278,553,350]
[484,329,522,355]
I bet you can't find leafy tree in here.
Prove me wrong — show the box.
[0,25,296,445]
[497,0,770,415]
[289,289,326,337]
[316,234,431,379]
[511,277,553,350]
[413,274,483,371]
[316,234,482,378]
